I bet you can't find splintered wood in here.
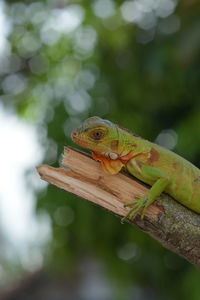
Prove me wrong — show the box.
[37,147,161,219]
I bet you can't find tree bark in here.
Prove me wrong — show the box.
[36,147,200,268]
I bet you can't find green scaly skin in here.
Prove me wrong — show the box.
[71,116,200,220]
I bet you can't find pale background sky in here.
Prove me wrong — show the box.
[0,1,51,269]
[0,104,51,270]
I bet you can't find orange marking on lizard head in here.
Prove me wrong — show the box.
[148,148,160,164]
[92,152,124,174]
[172,162,179,169]
[120,150,139,162]
[111,140,119,151]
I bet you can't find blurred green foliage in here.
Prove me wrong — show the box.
[1,0,200,299]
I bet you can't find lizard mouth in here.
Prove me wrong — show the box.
[71,131,93,149]
[71,131,78,140]
[71,133,84,145]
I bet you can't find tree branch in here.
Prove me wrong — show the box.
[36,147,200,268]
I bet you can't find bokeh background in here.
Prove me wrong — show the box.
[0,0,200,299]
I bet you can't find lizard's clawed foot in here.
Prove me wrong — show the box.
[121,196,149,223]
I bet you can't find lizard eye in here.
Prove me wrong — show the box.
[90,129,105,140]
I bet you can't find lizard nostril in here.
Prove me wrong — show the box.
[71,131,78,138]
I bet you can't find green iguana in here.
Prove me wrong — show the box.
[71,116,200,220]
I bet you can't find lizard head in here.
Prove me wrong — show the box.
[71,116,126,174]
[71,116,119,154]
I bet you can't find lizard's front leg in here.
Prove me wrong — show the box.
[122,165,170,221]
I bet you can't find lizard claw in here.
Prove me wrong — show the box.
[123,195,141,207]
[122,196,148,222]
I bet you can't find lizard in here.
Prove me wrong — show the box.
[71,116,200,220]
